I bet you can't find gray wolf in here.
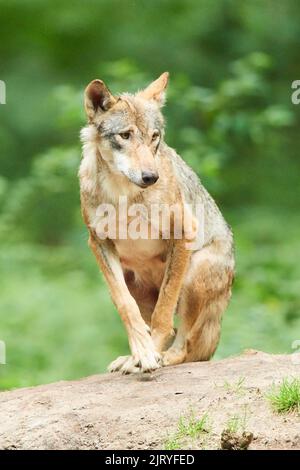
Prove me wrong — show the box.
[79,72,234,373]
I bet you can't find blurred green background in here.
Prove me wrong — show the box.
[0,0,300,390]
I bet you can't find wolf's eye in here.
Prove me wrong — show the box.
[119,132,130,140]
[151,131,160,142]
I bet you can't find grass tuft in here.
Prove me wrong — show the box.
[164,411,210,450]
[267,378,300,414]
[217,377,246,395]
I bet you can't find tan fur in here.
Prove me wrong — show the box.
[79,73,234,373]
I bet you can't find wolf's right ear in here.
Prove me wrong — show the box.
[84,80,117,121]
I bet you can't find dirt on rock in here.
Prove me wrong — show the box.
[0,350,299,450]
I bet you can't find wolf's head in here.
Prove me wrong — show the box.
[83,73,169,188]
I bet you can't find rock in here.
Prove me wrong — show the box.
[0,351,299,450]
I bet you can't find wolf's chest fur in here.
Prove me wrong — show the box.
[89,199,168,287]
[79,144,168,288]
[115,237,168,288]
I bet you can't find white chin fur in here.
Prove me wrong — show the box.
[79,126,141,203]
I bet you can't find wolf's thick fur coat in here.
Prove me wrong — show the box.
[79,73,234,373]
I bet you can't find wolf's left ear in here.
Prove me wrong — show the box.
[84,79,117,121]
[137,72,169,106]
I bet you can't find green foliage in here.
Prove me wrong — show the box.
[217,208,300,360]
[1,147,80,244]
[267,379,300,414]
[0,242,128,389]
[0,0,299,389]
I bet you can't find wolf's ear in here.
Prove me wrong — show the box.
[137,72,169,106]
[84,79,117,121]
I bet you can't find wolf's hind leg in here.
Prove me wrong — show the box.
[163,244,234,366]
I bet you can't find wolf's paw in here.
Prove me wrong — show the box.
[162,347,186,366]
[108,322,162,374]
[130,329,162,373]
[123,351,162,374]
[107,355,131,373]
[108,350,162,374]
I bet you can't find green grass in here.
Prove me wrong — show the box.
[218,377,246,395]
[164,411,211,450]
[267,378,300,414]
[164,437,181,451]
[225,416,241,434]
[0,208,300,390]
[178,412,210,439]
[224,410,248,434]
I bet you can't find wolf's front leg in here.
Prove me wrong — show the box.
[88,235,161,373]
[151,238,192,353]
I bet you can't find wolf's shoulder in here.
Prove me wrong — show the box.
[160,143,207,202]
[160,144,232,243]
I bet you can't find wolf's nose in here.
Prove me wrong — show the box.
[141,172,159,186]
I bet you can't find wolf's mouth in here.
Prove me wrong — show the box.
[134,182,148,189]
[120,172,146,189]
